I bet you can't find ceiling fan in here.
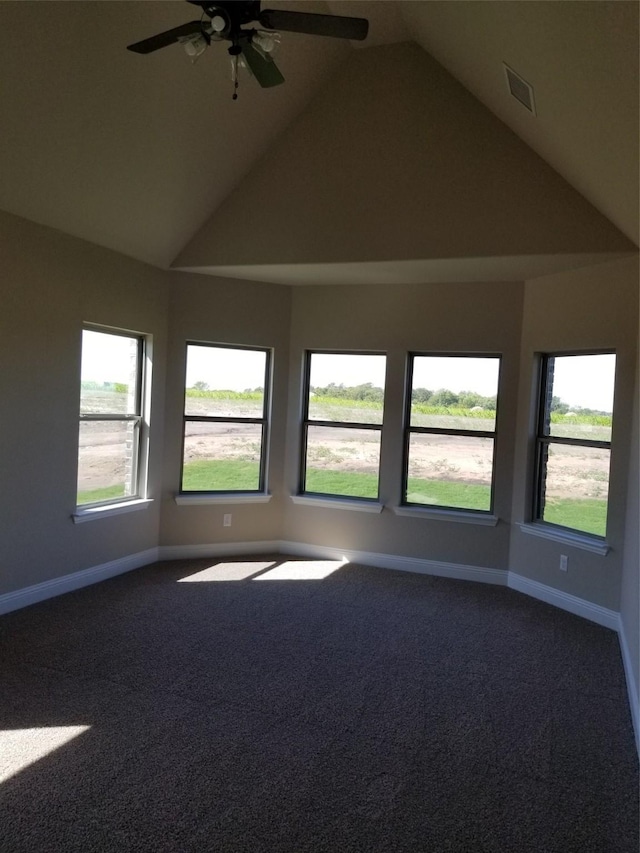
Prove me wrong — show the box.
[127,1,369,95]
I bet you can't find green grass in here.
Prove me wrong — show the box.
[305,470,606,535]
[406,477,491,511]
[77,484,126,505]
[181,459,260,491]
[172,459,609,536]
[304,468,379,498]
[542,498,607,537]
[304,468,492,510]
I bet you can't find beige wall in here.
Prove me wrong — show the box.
[281,281,524,570]
[176,42,633,271]
[0,211,169,596]
[159,272,291,547]
[508,256,639,610]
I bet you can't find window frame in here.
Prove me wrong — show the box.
[401,352,502,515]
[180,341,272,495]
[77,324,147,509]
[532,349,615,540]
[299,349,386,502]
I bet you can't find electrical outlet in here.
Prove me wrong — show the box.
[559,554,568,572]
[223,513,232,528]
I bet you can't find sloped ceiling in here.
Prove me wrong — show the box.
[174,41,635,283]
[0,1,637,280]
[401,0,639,246]
[0,0,350,268]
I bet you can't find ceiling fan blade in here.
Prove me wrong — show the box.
[127,21,204,54]
[258,9,368,41]
[241,42,285,88]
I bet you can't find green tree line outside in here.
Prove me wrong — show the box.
[183,382,612,426]
[186,388,263,400]
[311,382,497,409]
[84,380,612,426]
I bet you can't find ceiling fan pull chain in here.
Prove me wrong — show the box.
[232,53,239,100]
[228,44,241,100]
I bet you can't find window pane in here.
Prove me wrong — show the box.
[80,330,139,415]
[184,345,266,418]
[540,444,610,537]
[77,420,138,505]
[304,425,381,498]
[308,353,386,424]
[405,434,493,511]
[410,356,499,431]
[546,354,615,442]
[182,421,263,491]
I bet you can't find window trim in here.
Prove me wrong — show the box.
[518,522,610,555]
[299,349,386,503]
[73,498,153,523]
[76,325,147,511]
[532,349,615,540]
[401,352,502,515]
[180,341,272,495]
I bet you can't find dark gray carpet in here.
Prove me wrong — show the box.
[1,557,638,852]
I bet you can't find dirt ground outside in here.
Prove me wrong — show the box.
[78,419,609,501]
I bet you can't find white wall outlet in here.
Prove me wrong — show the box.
[223,513,232,527]
[559,554,568,572]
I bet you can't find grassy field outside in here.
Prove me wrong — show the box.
[78,390,611,535]
[77,484,126,505]
[181,459,260,492]
[305,468,491,510]
[541,498,607,537]
[174,458,607,534]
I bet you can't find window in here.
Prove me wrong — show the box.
[403,354,501,513]
[181,343,271,493]
[300,351,386,500]
[534,352,616,538]
[77,327,146,507]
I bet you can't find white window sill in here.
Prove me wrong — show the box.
[290,495,383,514]
[72,498,153,524]
[392,505,499,526]
[518,522,610,555]
[175,493,272,506]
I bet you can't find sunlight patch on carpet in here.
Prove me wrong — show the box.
[253,559,348,581]
[1,726,91,784]
[177,561,276,582]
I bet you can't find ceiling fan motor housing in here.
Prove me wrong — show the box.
[190,0,262,38]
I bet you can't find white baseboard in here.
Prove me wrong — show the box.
[507,572,619,630]
[0,548,159,617]
[617,615,640,754]
[158,539,506,586]
[278,540,508,586]
[0,541,618,631]
[158,541,279,561]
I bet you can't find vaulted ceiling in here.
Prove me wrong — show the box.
[1,1,637,282]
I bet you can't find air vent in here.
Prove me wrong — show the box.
[503,64,536,115]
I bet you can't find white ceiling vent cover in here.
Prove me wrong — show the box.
[503,64,536,115]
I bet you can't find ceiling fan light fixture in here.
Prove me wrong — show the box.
[182,34,208,58]
[252,30,279,54]
[209,14,227,33]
